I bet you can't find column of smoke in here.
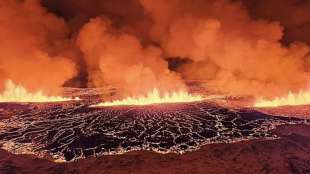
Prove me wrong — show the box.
[0,0,77,94]
[1,0,310,98]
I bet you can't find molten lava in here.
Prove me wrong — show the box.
[0,80,79,103]
[93,88,203,107]
[254,90,310,107]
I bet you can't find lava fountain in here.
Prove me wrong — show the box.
[93,88,204,107]
[254,90,310,107]
[0,80,79,103]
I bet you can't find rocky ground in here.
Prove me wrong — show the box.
[0,88,310,174]
[0,124,309,174]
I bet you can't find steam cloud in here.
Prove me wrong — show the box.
[1,0,310,98]
[0,0,77,94]
[77,17,185,95]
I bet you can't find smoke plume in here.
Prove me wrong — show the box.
[243,0,310,45]
[77,17,185,95]
[0,0,77,94]
[140,0,310,97]
[2,0,310,98]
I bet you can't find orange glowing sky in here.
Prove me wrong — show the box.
[1,0,310,107]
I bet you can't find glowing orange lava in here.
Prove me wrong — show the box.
[93,88,204,107]
[0,80,79,103]
[254,90,310,107]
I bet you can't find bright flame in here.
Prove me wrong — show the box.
[0,80,79,103]
[93,88,204,107]
[254,90,310,107]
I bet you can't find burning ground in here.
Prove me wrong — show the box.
[0,88,309,163]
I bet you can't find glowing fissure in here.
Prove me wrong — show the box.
[0,80,79,103]
[94,88,203,107]
[254,90,310,107]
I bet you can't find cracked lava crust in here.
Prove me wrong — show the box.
[0,96,308,162]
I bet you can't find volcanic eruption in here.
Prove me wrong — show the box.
[0,80,79,103]
[93,88,203,107]
[0,0,310,173]
[0,0,310,105]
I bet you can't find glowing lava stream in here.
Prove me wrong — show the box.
[0,80,79,103]
[254,90,310,107]
[93,88,204,107]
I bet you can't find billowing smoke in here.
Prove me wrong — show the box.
[2,0,310,98]
[140,0,310,97]
[77,17,185,95]
[243,0,310,45]
[0,0,77,94]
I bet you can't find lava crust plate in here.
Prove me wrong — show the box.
[0,99,308,162]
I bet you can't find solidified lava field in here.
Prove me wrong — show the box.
[0,91,308,162]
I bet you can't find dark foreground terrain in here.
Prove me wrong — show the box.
[0,124,310,174]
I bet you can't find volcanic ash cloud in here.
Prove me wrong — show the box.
[140,0,310,98]
[2,0,310,99]
[0,0,77,94]
[77,17,185,96]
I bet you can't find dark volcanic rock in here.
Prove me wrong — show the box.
[0,101,307,162]
[0,125,309,174]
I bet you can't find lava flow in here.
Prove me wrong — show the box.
[254,90,310,107]
[0,80,79,103]
[93,88,203,107]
